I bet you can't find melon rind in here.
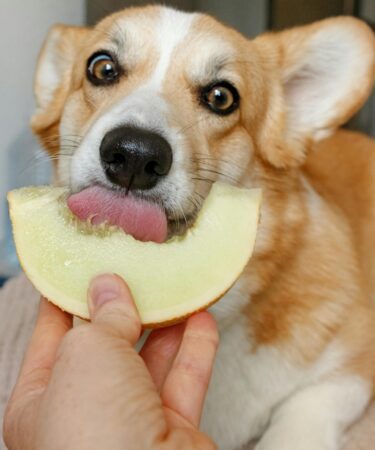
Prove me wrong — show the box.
[8,183,261,327]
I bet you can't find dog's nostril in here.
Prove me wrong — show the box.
[144,161,163,176]
[108,152,126,165]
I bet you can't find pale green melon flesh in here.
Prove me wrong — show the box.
[8,183,261,326]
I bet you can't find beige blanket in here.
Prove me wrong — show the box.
[1,274,374,450]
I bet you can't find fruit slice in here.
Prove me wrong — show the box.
[8,183,261,327]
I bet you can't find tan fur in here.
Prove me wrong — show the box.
[303,130,375,382]
[306,130,375,301]
[32,25,89,154]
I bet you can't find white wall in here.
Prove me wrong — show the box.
[0,0,85,275]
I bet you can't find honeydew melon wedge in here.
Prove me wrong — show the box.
[8,183,261,327]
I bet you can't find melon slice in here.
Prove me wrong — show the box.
[8,183,261,327]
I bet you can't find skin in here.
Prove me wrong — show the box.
[3,274,218,450]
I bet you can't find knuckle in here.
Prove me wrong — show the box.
[175,358,209,386]
[186,329,219,350]
[99,301,139,323]
[59,324,95,357]
[95,303,141,341]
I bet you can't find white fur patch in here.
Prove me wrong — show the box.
[256,376,371,450]
[149,8,196,90]
[201,316,369,450]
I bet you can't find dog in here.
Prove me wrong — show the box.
[31,5,375,450]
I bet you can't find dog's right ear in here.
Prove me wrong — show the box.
[253,17,375,168]
[31,25,89,152]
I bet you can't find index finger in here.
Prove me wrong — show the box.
[4,299,72,449]
[161,311,219,428]
[17,297,73,393]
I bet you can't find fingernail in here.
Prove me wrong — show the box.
[89,274,121,312]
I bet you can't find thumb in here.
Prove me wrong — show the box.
[88,274,141,345]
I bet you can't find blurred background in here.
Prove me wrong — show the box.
[0,0,374,285]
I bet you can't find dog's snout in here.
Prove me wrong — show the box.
[100,126,173,190]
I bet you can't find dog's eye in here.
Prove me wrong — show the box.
[87,52,120,85]
[201,82,239,115]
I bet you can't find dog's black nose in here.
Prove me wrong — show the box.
[100,126,173,190]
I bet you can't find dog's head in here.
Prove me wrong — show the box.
[31,6,374,293]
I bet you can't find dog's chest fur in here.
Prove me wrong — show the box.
[202,303,347,450]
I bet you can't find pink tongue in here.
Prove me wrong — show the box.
[67,186,167,243]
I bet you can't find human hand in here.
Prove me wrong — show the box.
[3,274,218,450]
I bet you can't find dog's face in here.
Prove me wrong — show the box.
[32,6,374,281]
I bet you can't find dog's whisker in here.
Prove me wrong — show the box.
[192,156,244,172]
[190,176,216,185]
[173,198,189,231]
[194,160,243,176]
[19,154,75,174]
[37,137,83,151]
[193,151,245,166]
[27,148,78,167]
[38,133,83,141]
[49,155,75,161]
[188,192,203,211]
[193,190,205,202]
[186,196,200,213]
[197,167,238,183]
[168,205,181,234]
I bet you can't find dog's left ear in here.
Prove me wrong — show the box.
[255,17,375,167]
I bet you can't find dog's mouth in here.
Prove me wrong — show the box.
[167,210,197,239]
[67,185,198,243]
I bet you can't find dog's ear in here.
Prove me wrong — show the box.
[255,17,375,168]
[31,24,89,153]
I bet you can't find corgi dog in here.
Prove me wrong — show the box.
[31,5,375,450]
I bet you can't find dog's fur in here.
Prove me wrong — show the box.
[31,6,375,450]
